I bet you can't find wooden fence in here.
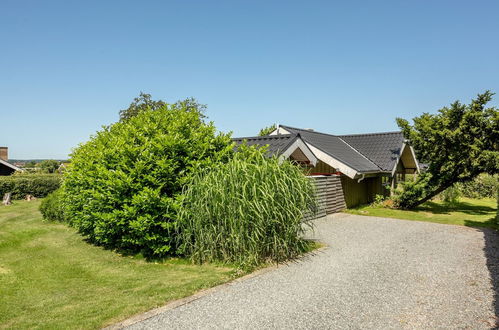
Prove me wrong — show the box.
[308,175,346,219]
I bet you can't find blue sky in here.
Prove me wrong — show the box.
[1,0,498,159]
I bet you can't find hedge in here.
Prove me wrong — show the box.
[40,189,67,222]
[0,174,62,199]
[61,104,233,257]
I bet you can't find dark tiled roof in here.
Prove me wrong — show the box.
[232,134,298,156]
[279,126,381,173]
[339,132,405,172]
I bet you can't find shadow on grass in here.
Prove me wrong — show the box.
[418,201,496,215]
[463,217,499,230]
[416,201,496,216]
[467,223,499,326]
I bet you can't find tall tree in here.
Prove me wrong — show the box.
[258,124,277,136]
[38,160,60,173]
[119,93,206,122]
[119,92,166,121]
[395,91,499,209]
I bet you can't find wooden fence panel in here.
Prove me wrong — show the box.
[308,175,346,219]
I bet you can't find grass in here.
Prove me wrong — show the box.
[0,200,237,329]
[178,155,317,267]
[346,197,498,230]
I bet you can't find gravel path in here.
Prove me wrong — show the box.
[126,214,499,329]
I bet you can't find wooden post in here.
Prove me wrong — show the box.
[2,193,12,206]
[390,175,396,196]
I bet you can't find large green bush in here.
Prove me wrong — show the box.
[40,189,67,222]
[0,174,61,199]
[177,148,317,267]
[61,105,232,257]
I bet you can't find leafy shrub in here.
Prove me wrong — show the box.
[177,147,317,268]
[38,160,61,174]
[440,185,461,205]
[0,174,61,199]
[457,174,498,199]
[372,194,386,206]
[371,194,395,208]
[392,173,431,209]
[40,189,67,222]
[62,104,232,257]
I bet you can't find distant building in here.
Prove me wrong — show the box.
[0,147,23,175]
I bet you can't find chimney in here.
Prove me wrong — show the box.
[0,147,8,161]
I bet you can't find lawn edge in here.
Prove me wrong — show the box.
[341,211,498,231]
[102,266,276,329]
[104,244,328,329]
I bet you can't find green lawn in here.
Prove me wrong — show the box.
[0,200,236,329]
[346,197,498,229]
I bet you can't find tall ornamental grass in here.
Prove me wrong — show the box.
[178,148,317,267]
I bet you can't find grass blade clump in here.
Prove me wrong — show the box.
[178,146,317,268]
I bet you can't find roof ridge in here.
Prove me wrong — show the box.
[339,131,402,137]
[232,133,295,141]
[281,124,381,172]
[279,124,340,138]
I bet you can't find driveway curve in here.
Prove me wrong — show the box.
[126,214,499,329]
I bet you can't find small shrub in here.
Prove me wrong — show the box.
[370,194,395,208]
[40,189,67,222]
[0,174,61,200]
[372,194,386,207]
[382,199,395,208]
[177,148,317,268]
[392,174,430,209]
[440,185,461,205]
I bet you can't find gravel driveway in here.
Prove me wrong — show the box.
[125,214,499,329]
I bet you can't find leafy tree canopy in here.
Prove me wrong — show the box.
[258,124,277,136]
[119,92,207,122]
[395,91,499,209]
[38,160,60,173]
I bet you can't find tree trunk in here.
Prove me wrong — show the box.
[403,182,454,209]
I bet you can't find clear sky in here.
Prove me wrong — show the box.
[1,0,498,159]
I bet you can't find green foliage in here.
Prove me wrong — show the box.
[457,173,498,199]
[40,189,67,222]
[372,194,387,206]
[496,190,499,223]
[440,185,461,205]
[0,174,61,199]
[118,92,206,122]
[25,161,37,168]
[177,146,317,268]
[118,92,167,122]
[395,91,499,209]
[38,160,60,173]
[62,104,233,257]
[496,191,499,223]
[258,124,277,136]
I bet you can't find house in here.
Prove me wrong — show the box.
[233,124,420,210]
[232,133,318,167]
[0,147,23,175]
